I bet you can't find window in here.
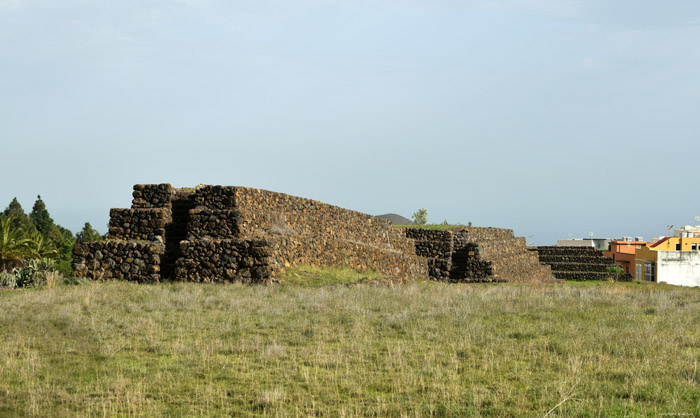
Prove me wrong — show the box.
[693,244,697,251]
[676,243,682,251]
[636,264,643,280]
[644,262,655,282]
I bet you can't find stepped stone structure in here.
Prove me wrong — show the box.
[531,246,631,281]
[72,183,559,284]
[73,184,427,283]
[403,228,558,283]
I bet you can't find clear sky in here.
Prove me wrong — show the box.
[2,0,700,245]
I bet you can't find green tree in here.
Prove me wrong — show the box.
[2,198,38,239]
[0,217,32,271]
[30,195,54,236]
[412,208,428,225]
[76,222,103,243]
[29,195,74,244]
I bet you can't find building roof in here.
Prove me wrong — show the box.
[650,237,670,248]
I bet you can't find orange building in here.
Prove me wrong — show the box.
[603,239,648,274]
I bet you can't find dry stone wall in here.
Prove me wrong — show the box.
[74,183,559,285]
[175,238,274,283]
[402,227,557,284]
[186,208,241,240]
[269,236,426,279]
[532,246,631,281]
[132,184,175,209]
[108,208,170,241]
[72,240,164,283]
[230,186,414,252]
[404,229,454,280]
[74,183,428,283]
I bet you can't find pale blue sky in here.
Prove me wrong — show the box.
[2,0,700,244]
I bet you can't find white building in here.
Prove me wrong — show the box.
[655,251,700,287]
[556,238,611,251]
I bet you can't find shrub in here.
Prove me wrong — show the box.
[0,271,16,288]
[13,258,59,288]
[606,265,625,282]
[14,267,35,288]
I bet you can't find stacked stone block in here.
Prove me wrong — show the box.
[72,241,164,283]
[532,246,624,281]
[73,183,175,283]
[74,183,428,284]
[108,208,170,241]
[403,227,558,283]
[186,208,241,240]
[132,184,175,210]
[404,229,454,280]
[176,238,274,283]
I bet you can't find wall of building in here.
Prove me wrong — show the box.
[633,246,657,282]
[602,241,647,274]
[649,236,700,252]
[556,239,611,251]
[656,251,700,287]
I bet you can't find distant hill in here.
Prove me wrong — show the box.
[375,213,413,225]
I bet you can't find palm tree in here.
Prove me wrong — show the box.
[28,231,59,260]
[0,217,33,271]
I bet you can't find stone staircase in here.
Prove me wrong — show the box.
[531,246,618,281]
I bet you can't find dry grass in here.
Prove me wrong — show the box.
[1,270,699,417]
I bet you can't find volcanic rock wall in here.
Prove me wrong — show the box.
[403,228,558,283]
[179,186,427,281]
[72,240,164,283]
[73,184,428,283]
[532,246,630,281]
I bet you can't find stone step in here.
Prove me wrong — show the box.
[537,255,612,264]
[553,271,613,281]
[534,246,605,256]
[547,262,614,273]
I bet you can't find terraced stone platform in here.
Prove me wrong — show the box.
[531,246,620,281]
[404,228,559,283]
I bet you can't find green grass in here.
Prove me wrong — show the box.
[279,265,384,287]
[393,224,474,230]
[1,273,700,417]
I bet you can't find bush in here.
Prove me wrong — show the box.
[55,258,73,278]
[13,258,59,288]
[606,265,626,282]
[14,267,35,288]
[0,271,16,288]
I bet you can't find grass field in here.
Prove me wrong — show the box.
[1,268,700,417]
